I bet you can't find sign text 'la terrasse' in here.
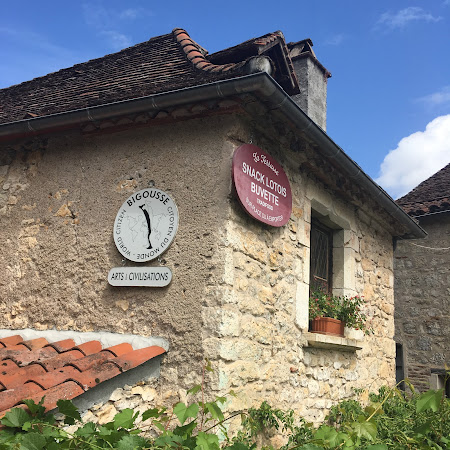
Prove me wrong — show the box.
[232,144,292,227]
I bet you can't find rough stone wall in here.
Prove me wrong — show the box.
[394,213,450,391]
[202,120,397,425]
[0,109,398,426]
[0,114,240,394]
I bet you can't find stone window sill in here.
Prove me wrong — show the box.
[303,332,363,352]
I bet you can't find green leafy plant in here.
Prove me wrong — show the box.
[0,371,449,449]
[309,290,373,334]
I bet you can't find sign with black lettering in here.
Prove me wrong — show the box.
[232,144,292,227]
[113,188,178,262]
[108,267,172,287]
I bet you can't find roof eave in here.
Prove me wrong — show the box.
[0,73,426,240]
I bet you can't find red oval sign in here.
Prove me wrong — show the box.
[232,144,292,227]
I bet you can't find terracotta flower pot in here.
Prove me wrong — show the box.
[311,317,344,337]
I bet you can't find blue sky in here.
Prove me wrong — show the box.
[1,1,449,199]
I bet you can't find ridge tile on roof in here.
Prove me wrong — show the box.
[397,163,450,216]
[0,334,166,417]
[0,27,303,125]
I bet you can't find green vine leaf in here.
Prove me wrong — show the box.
[154,434,184,446]
[188,384,202,395]
[114,408,138,430]
[205,402,224,422]
[75,421,97,438]
[416,389,443,413]
[116,434,148,449]
[1,408,31,428]
[22,398,46,417]
[350,419,377,441]
[173,402,199,425]
[19,432,47,450]
[173,420,197,438]
[56,399,81,425]
[195,431,220,449]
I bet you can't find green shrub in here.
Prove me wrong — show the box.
[0,375,448,449]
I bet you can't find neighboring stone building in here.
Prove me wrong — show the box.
[395,163,450,395]
[0,28,425,424]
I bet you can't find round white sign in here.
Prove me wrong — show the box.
[113,188,179,262]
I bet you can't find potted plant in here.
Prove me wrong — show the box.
[309,290,373,337]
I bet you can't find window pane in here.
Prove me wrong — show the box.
[310,221,332,292]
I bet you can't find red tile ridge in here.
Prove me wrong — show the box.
[65,351,113,372]
[110,345,166,372]
[102,343,133,357]
[17,338,49,351]
[26,380,84,412]
[0,335,23,348]
[74,340,102,356]
[0,364,47,390]
[44,339,76,353]
[0,347,57,367]
[0,336,166,418]
[36,349,85,371]
[24,366,81,390]
[0,359,20,376]
[254,31,284,47]
[172,28,246,74]
[0,382,44,412]
[67,361,122,390]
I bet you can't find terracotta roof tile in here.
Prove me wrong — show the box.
[66,351,114,372]
[0,334,166,417]
[111,346,166,372]
[27,366,81,390]
[45,339,76,353]
[397,163,450,216]
[27,381,85,412]
[0,364,47,390]
[0,336,23,348]
[18,338,48,351]
[0,27,302,125]
[103,343,134,356]
[37,349,85,371]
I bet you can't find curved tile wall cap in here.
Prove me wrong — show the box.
[0,333,166,418]
[173,28,263,75]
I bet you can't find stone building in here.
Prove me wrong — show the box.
[395,163,450,395]
[0,28,425,424]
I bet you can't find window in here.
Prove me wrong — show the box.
[431,369,450,398]
[395,343,405,391]
[310,219,333,293]
[296,200,356,334]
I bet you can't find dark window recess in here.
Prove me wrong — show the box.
[310,220,333,293]
[395,343,405,391]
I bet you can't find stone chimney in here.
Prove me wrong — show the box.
[288,39,331,131]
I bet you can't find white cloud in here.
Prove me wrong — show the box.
[119,9,142,20]
[416,86,450,108]
[324,34,345,46]
[100,31,132,51]
[82,3,150,51]
[377,7,442,30]
[375,115,450,199]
